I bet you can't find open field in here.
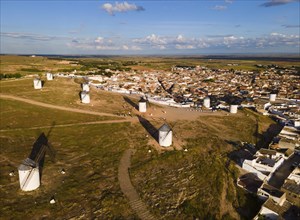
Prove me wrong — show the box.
[1,55,299,76]
[0,78,136,115]
[0,55,80,76]
[0,56,281,219]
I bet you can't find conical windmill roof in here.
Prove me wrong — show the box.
[139,97,147,102]
[159,123,171,132]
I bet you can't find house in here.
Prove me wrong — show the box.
[254,198,292,220]
[281,167,300,205]
[242,156,285,181]
[255,148,283,160]
[257,183,286,206]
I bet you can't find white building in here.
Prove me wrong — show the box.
[229,104,238,114]
[18,158,40,191]
[138,97,147,113]
[254,203,279,220]
[287,167,300,184]
[33,78,42,89]
[257,183,286,206]
[203,97,210,108]
[242,156,285,181]
[46,72,53,81]
[80,91,90,104]
[158,124,172,147]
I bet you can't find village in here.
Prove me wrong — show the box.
[42,63,300,219]
[8,62,300,219]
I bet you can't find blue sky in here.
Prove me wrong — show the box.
[1,0,299,54]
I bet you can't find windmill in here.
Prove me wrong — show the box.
[158,122,173,147]
[161,118,179,138]
[18,129,56,191]
[82,80,90,92]
[33,78,42,89]
[80,91,90,103]
[138,96,147,113]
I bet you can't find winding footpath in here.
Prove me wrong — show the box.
[118,149,156,220]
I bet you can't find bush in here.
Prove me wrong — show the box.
[0,73,22,80]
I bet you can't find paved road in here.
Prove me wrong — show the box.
[0,94,125,118]
[268,154,300,189]
[118,149,156,220]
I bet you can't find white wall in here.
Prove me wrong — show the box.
[242,160,268,180]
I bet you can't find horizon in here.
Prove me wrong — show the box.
[1,0,300,55]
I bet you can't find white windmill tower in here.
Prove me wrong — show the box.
[46,72,53,81]
[229,104,238,114]
[138,97,147,113]
[269,93,276,102]
[203,96,210,109]
[81,91,90,104]
[18,158,40,191]
[33,78,42,89]
[18,133,55,191]
[82,82,90,92]
[158,123,172,147]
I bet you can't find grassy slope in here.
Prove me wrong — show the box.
[0,78,130,114]
[0,101,136,219]
[0,99,115,130]
[130,111,275,219]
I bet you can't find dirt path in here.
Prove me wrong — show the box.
[0,119,132,132]
[118,149,156,220]
[0,94,138,121]
[0,94,129,118]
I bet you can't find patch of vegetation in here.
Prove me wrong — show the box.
[0,73,22,80]
[203,78,215,83]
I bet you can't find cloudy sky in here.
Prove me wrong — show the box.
[1,0,299,55]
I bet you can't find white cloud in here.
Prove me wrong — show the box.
[68,36,141,51]
[95,37,104,43]
[175,44,196,49]
[212,5,227,10]
[102,1,144,15]
[132,33,299,50]
[0,32,68,41]
[261,0,299,7]
[225,0,234,3]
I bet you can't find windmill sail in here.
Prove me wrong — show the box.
[19,133,55,191]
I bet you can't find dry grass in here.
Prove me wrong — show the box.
[0,108,137,219]
[0,55,79,75]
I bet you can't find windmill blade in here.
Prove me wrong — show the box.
[34,145,47,165]
[160,118,178,138]
[161,129,172,142]
[46,142,56,162]
[46,122,56,140]
[20,166,35,190]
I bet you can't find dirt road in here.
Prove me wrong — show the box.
[0,94,124,118]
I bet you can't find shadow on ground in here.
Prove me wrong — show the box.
[123,96,138,110]
[137,115,158,142]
